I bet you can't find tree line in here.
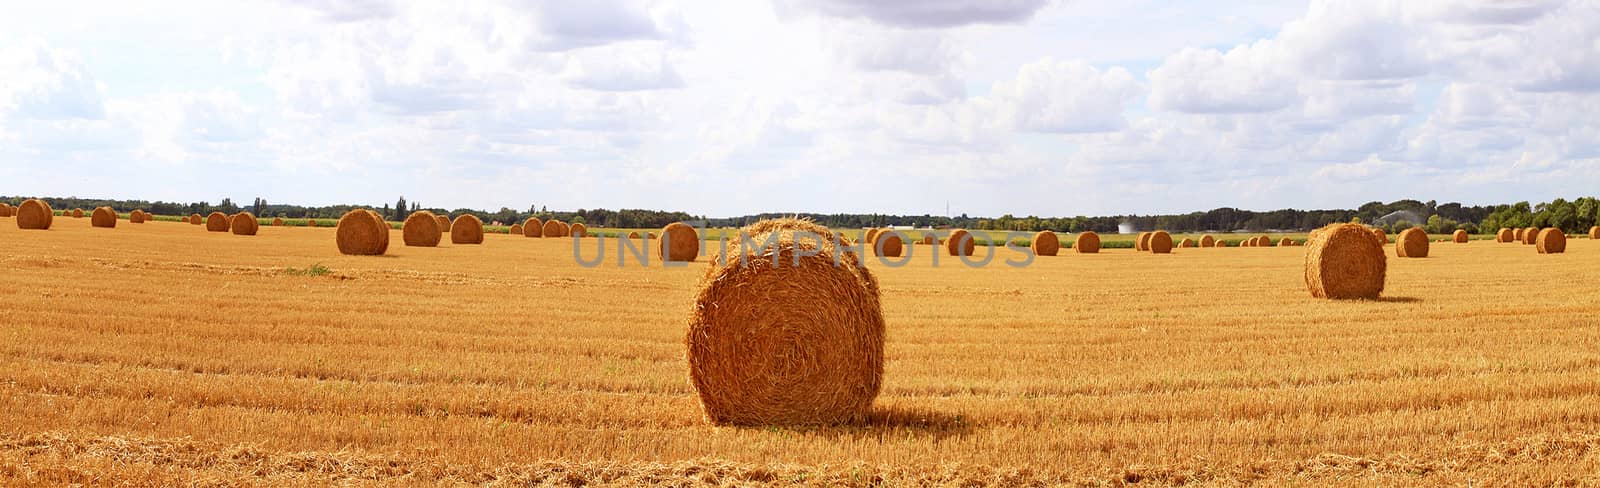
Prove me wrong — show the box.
[3,195,1595,234]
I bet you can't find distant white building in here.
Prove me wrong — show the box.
[1117,221,1136,234]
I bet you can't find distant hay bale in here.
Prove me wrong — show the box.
[872,230,904,257]
[1278,237,1293,247]
[1371,228,1386,243]
[1522,227,1539,245]
[1136,232,1152,251]
[273,217,284,226]
[231,212,259,236]
[1178,238,1196,248]
[1304,223,1386,300]
[523,218,542,237]
[16,199,53,230]
[660,222,700,262]
[628,231,641,239]
[1589,226,1598,240]
[1256,235,1273,247]
[336,209,389,255]
[1497,228,1513,242]
[189,213,202,225]
[1030,231,1060,256]
[865,228,883,248]
[571,223,587,238]
[542,219,565,238]
[1200,235,1215,247]
[451,214,484,244]
[72,208,84,218]
[687,217,882,425]
[1148,231,1173,254]
[1396,228,1429,258]
[1514,228,1525,242]
[129,209,145,224]
[1074,231,1100,253]
[1452,229,1468,243]
[945,229,976,256]
[402,211,441,247]
[921,235,934,246]
[0,202,10,217]
[1213,238,1228,247]
[1239,237,1251,247]
[1537,228,1567,254]
[509,223,523,235]
[205,212,230,232]
[435,215,451,232]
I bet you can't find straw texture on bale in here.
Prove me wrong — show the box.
[188,213,202,225]
[205,212,229,232]
[1522,227,1539,245]
[435,215,451,232]
[451,214,484,244]
[272,217,284,226]
[0,202,10,217]
[1178,238,1196,248]
[660,222,700,262]
[509,224,523,235]
[945,229,976,256]
[1146,231,1173,254]
[1213,239,1228,247]
[571,223,587,238]
[1514,228,1525,241]
[1279,237,1294,247]
[1590,226,1599,240]
[687,218,883,425]
[71,208,84,218]
[1396,228,1429,258]
[542,219,565,239]
[1074,232,1100,253]
[1304,223,1386,300]
[864,229,882,249]
[628,231,641,239]
[129,209,146,223]
[1200,235,1215,247]
[1372,228,1386,243]
[1497,228,1514,242]
[335,209,389,255]
[920,235,934,245]
[1240,238,1252,247]
[1537,228,1566,254]
[230,212,259,236]
[308,218,320,228]
[873,230,904,258]
[402,211,441,247]
[1256,235,1273,247]
[16,199,53,230]
[89,207,117,228]
[1030,231,1060,256]
[1453,229,1468,243]
[1136,232,1152,251]
[523,218,542,237]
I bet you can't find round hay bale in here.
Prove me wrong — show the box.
[205,212,229,232]
[187,213,201,225]
[1213,238,1228,247]
[1514,228,1525,241]
[627,231,641,239]
[864,228,882,248]
[273,217,284,226]
[0,202,11,217]
[523,218,542,237]
[873,230,903,257]
[542,219,565,238]
[1371,228,1386,243]
[660,222,700,262]
[231,212,259,236]
[435,215,451,233]
[307,218,319,228]
[687,218,883,425]
[1256,235,1272,247]
[451,214,484,244]
[1148,231,1173,254]
[129,209,145,224]
[1178,238,1196,248]
[71,208,84,218]
[1200,235,1215,247]
[571,223,587,238]
[1522,227,1539,245]
[1497,228,1513,242]
[1239,237,1252,247]
[1278,237,1293,247]
[1589,226,1598,240]
[16,199,53,229]
[1075,231,1100,253]
[1304,223,1386,300]
[1537,228,1567,254]
[1452,229,1468,243]
[402,211,441,247]
[920,235,934,246]
[945,229,976,256]
[509,223,523,235]
[1396,228,1429,258]
[1030,231,1060,256]
[1136,232,1152,251]
[336,209,389,255]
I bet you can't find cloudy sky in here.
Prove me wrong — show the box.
[1,0,1596,217]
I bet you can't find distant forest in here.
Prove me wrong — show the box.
[4,195,1597,235]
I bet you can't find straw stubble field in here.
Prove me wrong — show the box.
[2,219,1599,485]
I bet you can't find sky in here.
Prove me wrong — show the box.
[1,0,1597,217]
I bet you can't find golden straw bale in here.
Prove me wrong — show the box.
[402,211,441,247]
[90,207,117,228]
[571,223,587,238]
[231,212,259,236]
[1305,223,1386,300]
[945,229,976,256]
[205,212,229,232]
[336,209,389,255]
[523,218,542,237]
[1136,232,1152,251]
[16,199,53,230]
[1030,231,1060,256]
[873,230,904,258]
[1536,228,1566,254]
[1396,228,1429,258]
[1074,232,1100,253]
[660,222,700,262]
[451,214,484,244]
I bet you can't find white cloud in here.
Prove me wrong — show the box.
[0,41,105,120]
[992,59,1141,133]
[777,0,1051,28]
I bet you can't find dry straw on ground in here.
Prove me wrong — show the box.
[90,207,117,228]
[660,222,699,262]
[451,215,484,244]
[205,212,229,232]
[873,230,904,257]
[542,220,565,239]
[1498,228,1514,242]
[1397,228,1429,258]
[1031,231,1059,256]
[1148,231,1173,254]
[946,229,976,256]
[1136,232,1152,251]
[1522,227,1539,245]
[571,223,587,238]
[1304,223,1386,300]
[335,209,389,255]
[1453,229,1468,243]
[523,218,542,237]
[402,211,441,247]
[687,218,883,425]
[231,212,259,236]
[1200,235,1215,247]
[17,199,53,230]
[1537,228,1567,254]
[1074,231,1100,253]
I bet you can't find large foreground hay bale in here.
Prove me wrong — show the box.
[451,214,485,244]
[1537,228,1567,254]
[1136,232,1152,251]
[509,223,523,235]
[1497,228,1513,242]
[1075,232,1100,253]
[542,219,565,238]
[231,212,259,235]
[336,209,389,255]
[660,222,700,262]
[873,230,904,257]
[687,218,883,425]
[205,212,229,232]
[1200,235,1215,247]
[1031,231,1060,256]
[1396,228,1428,258]
[946,229,976,256]
[91,207,117,228]
[17,199,53,229]
[1452,229,1468,243]
[402,211,441,247]
[1304,223,1386,300]
[571,223,587,238]
[1148,231,1173,254]
[523,218,542,237]
[435,215,451,232]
